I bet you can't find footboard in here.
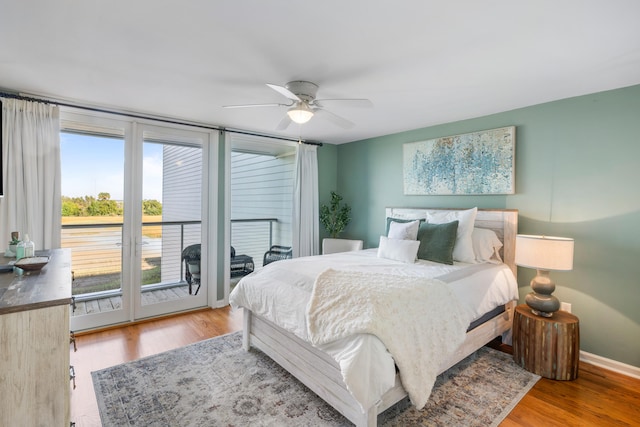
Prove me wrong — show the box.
[243,308,386,426]
[241,300,515,427]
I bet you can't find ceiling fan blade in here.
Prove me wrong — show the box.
[276,114,292,130]
[313,109,355,129]
[313,99,373,108]
[223,103,290,109]
[266,84,301,102]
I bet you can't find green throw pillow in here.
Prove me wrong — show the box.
[416,220,459,265]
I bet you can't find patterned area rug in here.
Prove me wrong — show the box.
[93,331,539,426]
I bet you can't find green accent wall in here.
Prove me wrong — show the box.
[329,84,640,368]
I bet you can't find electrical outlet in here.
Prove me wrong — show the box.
[561,302,572,313]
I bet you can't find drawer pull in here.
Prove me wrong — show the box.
[70,331,77,352]
[69,365,76,389]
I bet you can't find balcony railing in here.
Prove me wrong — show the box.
[61,218,280,300]
[230,218,280,270]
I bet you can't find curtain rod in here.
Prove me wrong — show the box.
[0,91,323,147]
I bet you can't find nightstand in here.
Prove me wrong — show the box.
[512,304,580,380]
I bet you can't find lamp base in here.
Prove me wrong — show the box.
[530,307,554,318]
[525,292,560,317]
[525,270,561,317]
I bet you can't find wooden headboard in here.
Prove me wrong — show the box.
[385,208,518,276]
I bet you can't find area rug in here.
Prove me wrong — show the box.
[93,331,539,426]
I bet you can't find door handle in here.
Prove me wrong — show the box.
[134,238,149,257]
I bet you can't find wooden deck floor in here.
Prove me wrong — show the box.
[72,284,192,316]
[72,274,245,317]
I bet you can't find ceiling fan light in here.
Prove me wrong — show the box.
[287,103,314,124]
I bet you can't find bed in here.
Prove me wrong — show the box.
[229,208,518,427]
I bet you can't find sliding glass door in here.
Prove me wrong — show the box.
[62,111,214,330]
[133,124,209,319]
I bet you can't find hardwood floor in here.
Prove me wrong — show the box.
[70,306,640,426]
[491,341,640,426]
[70,306,243,426]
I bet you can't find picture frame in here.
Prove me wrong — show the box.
[403,126,515,195]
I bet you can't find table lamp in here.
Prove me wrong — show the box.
[515,234,574,317]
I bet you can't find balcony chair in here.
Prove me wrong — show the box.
[181,244,201,295]
[263,245,293,266]
[230,246,254,278]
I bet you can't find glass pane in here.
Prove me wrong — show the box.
[230,151,294,271]
[61,131,125,315]
[140,140,202,306]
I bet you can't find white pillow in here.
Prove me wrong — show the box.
[427,207,478,263]
[377,235,420,263]
[388,219,420,240]
[471,227,503,263]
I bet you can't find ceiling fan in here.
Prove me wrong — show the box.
[223,81,372,130]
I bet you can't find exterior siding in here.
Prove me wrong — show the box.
[231,151,294,268]
[159,143,203,282]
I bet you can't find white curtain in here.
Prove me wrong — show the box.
[292,143,319,257]
[0,98,61,251]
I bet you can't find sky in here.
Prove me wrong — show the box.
[60,132,163,202]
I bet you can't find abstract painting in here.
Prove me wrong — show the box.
[403,126,515,195]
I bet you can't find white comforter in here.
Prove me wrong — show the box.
[229,248,518,411]
[307,269,470,409]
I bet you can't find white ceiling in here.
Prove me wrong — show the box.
[1,1,639,144]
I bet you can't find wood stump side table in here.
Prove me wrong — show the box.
[512,304,580,380]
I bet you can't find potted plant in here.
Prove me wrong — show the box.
[320,191,351,238]
[8,233,20,257]
[319,192,362,254]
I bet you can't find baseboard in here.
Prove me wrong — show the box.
[212,299,228,309]
[580,350,640,380]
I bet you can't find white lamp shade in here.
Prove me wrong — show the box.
[287,102,314,124]
[515,234,574,271]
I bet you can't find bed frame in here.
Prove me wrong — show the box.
[242,208,518,427]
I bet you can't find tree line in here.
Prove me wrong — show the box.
[62,192,162,216]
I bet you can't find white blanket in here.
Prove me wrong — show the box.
[306,268,471,409]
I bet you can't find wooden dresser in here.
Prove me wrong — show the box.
[0,249,73,426]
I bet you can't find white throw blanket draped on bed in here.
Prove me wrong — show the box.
[306,268,472,409]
